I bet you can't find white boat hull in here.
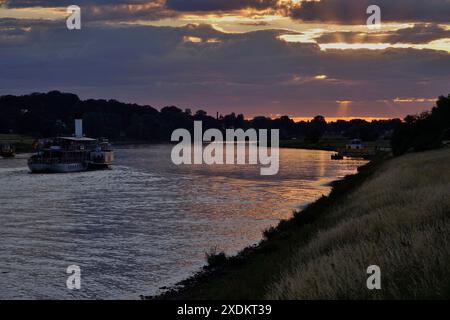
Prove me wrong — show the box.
[28,162,88,173]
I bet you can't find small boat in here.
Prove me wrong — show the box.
[331,153,343,160]
[28,119,114,173]
[0,144,16,158]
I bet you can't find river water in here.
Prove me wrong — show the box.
[0,145,366,299]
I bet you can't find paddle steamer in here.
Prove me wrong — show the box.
[28,119,114,173]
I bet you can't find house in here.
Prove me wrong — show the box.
[346,139,364,150]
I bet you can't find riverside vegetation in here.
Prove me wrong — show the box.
[267,147,450,299]
[0,91,400,143]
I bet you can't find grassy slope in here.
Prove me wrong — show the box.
[268,147,450,299]
[156,148,450,300]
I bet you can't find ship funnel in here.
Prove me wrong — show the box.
[75,119,83,138]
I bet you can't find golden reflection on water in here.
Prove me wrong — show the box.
[172,147,367,253]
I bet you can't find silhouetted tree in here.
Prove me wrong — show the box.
[1,91,438,149]
[391,94,450,155]
[305,115,327,142]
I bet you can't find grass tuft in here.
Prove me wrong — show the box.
[205,247,228,268]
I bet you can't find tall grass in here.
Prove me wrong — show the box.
[267,148,450,299]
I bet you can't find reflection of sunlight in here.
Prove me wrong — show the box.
[318,42,450,53]
[318,151,327,178]
[317,39,450,53]
[183,36,202,43]
[392,39,450,53]
[279,32,319,44]
[319,43,391,50]
[181,14,281,23]
[314,74,327,80]
[393,97,436,103]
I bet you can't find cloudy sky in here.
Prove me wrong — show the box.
[1,0,449,119]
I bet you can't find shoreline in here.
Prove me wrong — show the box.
[7,137,388,155]
[144,153,387,300]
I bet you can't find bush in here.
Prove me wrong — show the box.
[205,247,228,268]
[391,94,450,156]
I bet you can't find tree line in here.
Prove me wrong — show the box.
[391,94,450,156]
[0,91,404,144]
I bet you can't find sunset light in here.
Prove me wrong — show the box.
[1,0,450,304]
[0,0,449,118]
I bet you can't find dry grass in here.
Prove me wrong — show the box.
[267,148,450,299]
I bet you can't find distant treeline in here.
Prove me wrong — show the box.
[0,91,403,143]
[391,94,450,156]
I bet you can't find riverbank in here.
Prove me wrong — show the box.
[280,137,391,151]
[147,147,450,299]
[0,134,34,153]
[2,134,390,154]
[0,136,168,155]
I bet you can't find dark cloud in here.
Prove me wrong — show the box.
[316,24,450,44]
[292,0,450,24]
[3,0,280,12]
[2,0,178,22]
[2,0,148,7]
[84,2,177,22]
[165,0,278,12]
[4,0,450,25]
[1,0,286,22]
[0,18,449,117]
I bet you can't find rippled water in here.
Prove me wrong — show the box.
[0,145,366,299]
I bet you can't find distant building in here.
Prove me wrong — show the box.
[346,139,364,150]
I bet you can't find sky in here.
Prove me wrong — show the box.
[0,0,449,119]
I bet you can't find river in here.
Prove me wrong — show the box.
[0,145,366,299]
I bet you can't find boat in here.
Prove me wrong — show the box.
[331,153,343,160]
[27,119,114,173]
[0,144,16,158]
[342,139,376,159]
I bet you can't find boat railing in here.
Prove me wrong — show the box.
[29,157,89,164]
